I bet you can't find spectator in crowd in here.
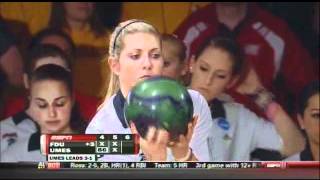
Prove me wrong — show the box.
[1,64,86,162]
[49,2,110,98]
[286,81,319,161]
[0,24,24,119]
[3,44,100,121]
[189,37,305,160]
[174,2,317,118]
[161,34,189,85]
[49,2,107,55]
[29,28,76,59]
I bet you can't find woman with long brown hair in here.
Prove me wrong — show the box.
[49,2,111,98]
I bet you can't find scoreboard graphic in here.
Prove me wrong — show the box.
[40,134,139,162]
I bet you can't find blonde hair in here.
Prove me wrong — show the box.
[161,33,187,62]
[101,19,160,107]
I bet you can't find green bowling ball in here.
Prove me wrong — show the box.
[124,76,194,141]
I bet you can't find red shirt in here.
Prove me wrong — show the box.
[175,3,317,118]
[2,91,100,122]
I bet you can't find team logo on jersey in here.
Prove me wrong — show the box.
[2,133,18,146]
[2,133,17,139]
[217,118,230,131]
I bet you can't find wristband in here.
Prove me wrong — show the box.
[251,88,275,111]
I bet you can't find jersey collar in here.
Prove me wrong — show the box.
[28,131,41,151]
[209,99,226,119]
[12,111,33,125]
[113,90,129,129]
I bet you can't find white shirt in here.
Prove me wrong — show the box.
[86,89,213,162]
[208,101,283,161]
[0,111,37,153]
[1,132,45,162]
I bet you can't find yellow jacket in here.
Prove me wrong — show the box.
[0,2,51,35]
[121,2,210,33]
[69,25,110,99]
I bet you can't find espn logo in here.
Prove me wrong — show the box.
[263,162,287,168]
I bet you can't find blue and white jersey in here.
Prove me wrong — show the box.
[0,131,45,162]
[86,89,213,162]
[208,98,283,161]
[0,111,37,154]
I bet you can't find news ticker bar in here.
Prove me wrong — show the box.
[37,161,320,170]
[40,134,139,155]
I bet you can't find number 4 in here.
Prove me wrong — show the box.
[99,135,104,140]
